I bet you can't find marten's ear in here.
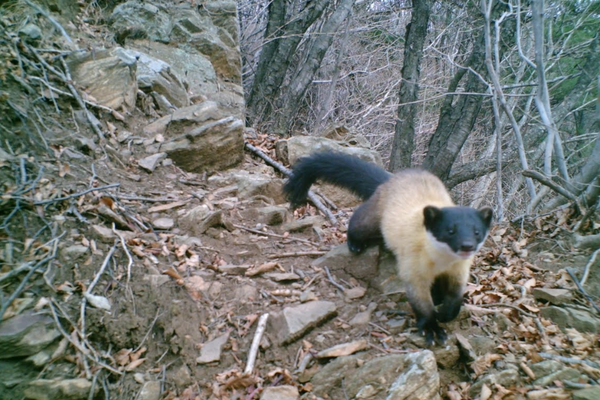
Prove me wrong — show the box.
[423,206,442,229]
[478,207,493,228]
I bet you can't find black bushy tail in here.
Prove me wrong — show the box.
[284,151,392,208]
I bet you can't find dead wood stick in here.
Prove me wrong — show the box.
[244,313,269,375]
[233,224,313,245]
[324,266,346,292]
[32,183,120,205]
[566,268,600,315]
[521,170,580,206]
[580,248,600,286]
[244,142,337,225]
[268,251,327,259]
[475,302,537,318]
[24,0,73,43]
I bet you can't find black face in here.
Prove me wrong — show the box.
[423,206,493,256]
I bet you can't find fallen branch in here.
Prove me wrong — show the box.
[33,183,120,205]
[324,266,346,292]
[566,268,600,316]
[475,302,537,318]
[580,248,600,287]
[268,251,327,259]
[244,142,337,225]
[521,170,580,209]
[244,313,269,375]
[233,224,313,245]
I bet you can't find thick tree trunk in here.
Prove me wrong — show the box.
[275,0,356,132]
[388,0,431,172]
[422,33,487,180]
[247,0,331,124]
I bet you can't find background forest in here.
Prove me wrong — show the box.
[239,0,600,222]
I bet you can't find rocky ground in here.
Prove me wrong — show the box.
[1,1,600,400]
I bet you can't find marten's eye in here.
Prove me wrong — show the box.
[475,229,480,235]
[448,227,455,235]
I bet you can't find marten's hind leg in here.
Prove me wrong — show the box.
[347,196,382,253]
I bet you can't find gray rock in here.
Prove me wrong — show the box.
[218,264,251,275]
[138,381,161,400]
[170,364,193,388]
[533,367,582,386]
[24,378,96,400]
[311,351,440,400]
[260,385,299,400]
[282,216,324,233]
[67,47,137,111]
[147,102,244,173]
[433,340,461,370]
[139,153,167,172]
[236,285,259,302]
[61,245,88,261]
[540,306,600,333]
[279,136,383,166]
[19,24,42,43]
[0,311,61,359]
[270,301,337,345]
[573,387,600,400]
[110,2,172,43]
[469,368,520,397]
[123,49,189,108]
[196,332,230,364]
[533,288,574,305]
[240,206,289,226]
[143,274,170,287]
[180,206,233,235]
[265,272,300,282]
[152,217,174,230]
[529,359,563,378]
[236,173,285,202]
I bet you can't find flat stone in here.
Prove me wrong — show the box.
[469,368,520,397]
[138,381,161,400]
[344,286,366,300]
[573,387,600,400]
[315,340,368,359]
[270,301,337,345]
[240,206,289,226]
[533,288,574,305]
[236,285,259,302]
[24,378,95,400]
[533,367,582,386]
[142,274,170,287]
[152,217,174,230]
[196,332,230,364]
[0,311,61,359]
[90,225,136,243]
[282,216,324,233]
[566,308,600,333]
[265,272,300,282]
[61,245,89,261]
[218,264,251,275]
[139,153,167,172]
[260,385,299,400]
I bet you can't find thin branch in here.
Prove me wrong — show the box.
[244,313,269,375]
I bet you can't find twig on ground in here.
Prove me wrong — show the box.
[244,313,269,375]
[0,255,54,320]
[475,302,537,318]
[134,309,162,353]
[113,226,133,286]
[244,142,337,225]
[87,244,118,293]
[24,0,73,43]
[566,268,600,315]
[521,169,581,210]
[324,266,346,292]
[233,224,313,245]
[534,317,548,343]
[19,183,120,205]
[268,251,327,259]
[49,300,123,375]
[580,248,600,287]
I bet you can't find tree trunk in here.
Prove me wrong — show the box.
[275,0,356,132]
[388,0,431,171]
[422,32,487,180]
[247,0,331,124]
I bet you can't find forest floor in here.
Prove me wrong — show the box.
[3,129,600,400]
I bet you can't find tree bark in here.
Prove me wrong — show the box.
[275,0,356,132]
[388,0,431,171]
[422,31,487,181]
[247,0,331,124]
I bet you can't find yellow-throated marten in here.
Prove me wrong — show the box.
[284,152,493,345]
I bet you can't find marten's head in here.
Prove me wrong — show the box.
[424,206,493,259]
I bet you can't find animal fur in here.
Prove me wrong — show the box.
[284,152,493,344]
